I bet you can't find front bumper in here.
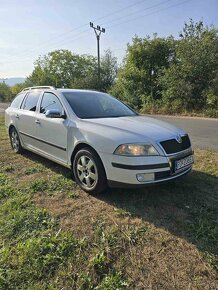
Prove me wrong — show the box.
[108,166,192,188]
[99,148,194,187]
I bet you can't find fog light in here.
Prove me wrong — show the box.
[136,173,155,182]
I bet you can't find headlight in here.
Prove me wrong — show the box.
[114,144,159,156]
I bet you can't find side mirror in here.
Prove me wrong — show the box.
[45,109,66,119]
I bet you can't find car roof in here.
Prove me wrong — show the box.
[57,89,101,94]
[21,87,101,94]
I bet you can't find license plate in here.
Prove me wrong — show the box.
[175,155,194,172]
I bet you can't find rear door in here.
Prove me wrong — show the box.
[34,92,68,164]
[16,90,42,150]
[5,91,27,130]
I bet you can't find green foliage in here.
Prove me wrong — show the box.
[160,19,218,112]
[187,207,218,247]
[100,49,118,91]
[91,251,108,274]
[1,165,14,173]
[10,82,27,97]
[96,272,130,290]
[111,19,218,116]
[0,173,8,185]
[0,174,15,198]
[110,34,174,109]
[0,185,14,198]
[0,189,81,289]
[0,194,56,241]
[1,232,79,289]
[30,179,48,193]
[28,49,117,92]
[24,165,45,175]
[0,114,218,288]
[3,20,218,117]
[29,175,74,195]
[0,83,12,102]
[2,79,34,102]
[67,190,79,198]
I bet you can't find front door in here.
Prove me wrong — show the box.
[35,92,68,164]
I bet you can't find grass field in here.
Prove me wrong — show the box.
[0,114,217,289]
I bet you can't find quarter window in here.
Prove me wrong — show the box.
[10,92,26,109]
[22,91,41,111]
[40,93,63,113]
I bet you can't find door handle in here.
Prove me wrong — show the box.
[15,114,19,119]
[35,119,40,124]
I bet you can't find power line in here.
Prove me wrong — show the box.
[20,0,150,57]
[95,0,151,23]
[2,26,90,64]
[2,0,193,68]
[1,29,90,65]
[2,0,175,65]
[104,0,193,58]
[3,1,151,63]
[107,0,193,29]
[3,0,173,65]
[103,0,173,27]
[22,0,175,59]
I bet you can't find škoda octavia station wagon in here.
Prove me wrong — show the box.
[5,86,194,194]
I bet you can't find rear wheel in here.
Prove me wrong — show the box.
[73,147,107,194]
[9,127,23,153]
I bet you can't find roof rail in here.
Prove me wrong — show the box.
[22,86,55,91]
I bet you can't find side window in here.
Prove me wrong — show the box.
[21,91,41,111]
[10,92,26,109]
[40,92,63,114]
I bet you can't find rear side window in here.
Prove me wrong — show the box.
[10,92,26,108]
[40,92,63,113]
[21,91,41,111]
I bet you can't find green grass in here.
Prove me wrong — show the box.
[24,164,45,175]
[0,114,217,289]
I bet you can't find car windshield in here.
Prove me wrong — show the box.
[62,91,137,119]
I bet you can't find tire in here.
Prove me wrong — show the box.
[9,127,23,153]
[73,147,107,194]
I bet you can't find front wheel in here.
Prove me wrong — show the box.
[9,127,23,153]
[73,147,107,194]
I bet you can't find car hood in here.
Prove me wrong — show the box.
[82,115,185,142]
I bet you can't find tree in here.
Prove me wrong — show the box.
[0,83,12,102]
[110,35,175,109]
[160,19,218,111]
[11,83,27,97]
[70,54,99,90]
[28,49,118,92]
[100,50,118,92]
[29,49,82,87]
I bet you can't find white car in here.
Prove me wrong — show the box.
[5,86,194,194]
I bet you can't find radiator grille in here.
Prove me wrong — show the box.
[160,135,191,154]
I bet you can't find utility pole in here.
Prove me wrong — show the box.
[90,22,105,86]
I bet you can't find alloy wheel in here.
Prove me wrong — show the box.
[10,130,20,152]
[76,155,98,189]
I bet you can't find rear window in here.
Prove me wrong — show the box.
[21,91,41,111]
[10,92,26,109]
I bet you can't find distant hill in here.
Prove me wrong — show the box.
[3,78,26,86]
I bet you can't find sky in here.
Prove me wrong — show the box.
[1,0,218,78]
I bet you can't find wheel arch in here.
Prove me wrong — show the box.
[8,124,25,148]
[70,142,107,177]
[8,124,17,134]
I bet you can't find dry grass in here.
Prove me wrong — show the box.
[0,114,217,289]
